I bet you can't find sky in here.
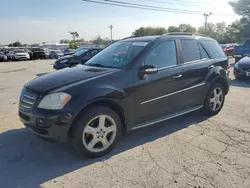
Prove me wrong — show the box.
[0,0,239,44]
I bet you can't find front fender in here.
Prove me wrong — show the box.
[71,84,128,121]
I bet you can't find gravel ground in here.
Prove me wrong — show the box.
[0,59,250,188]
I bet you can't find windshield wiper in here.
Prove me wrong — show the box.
[87,63,105,68]
[86,63,121,69]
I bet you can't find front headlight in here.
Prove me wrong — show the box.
[38,92,71,110]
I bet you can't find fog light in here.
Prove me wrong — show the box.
[58,114,72,123]
[36,118,44,126]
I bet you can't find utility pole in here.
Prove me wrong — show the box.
[204,13,212,34]
[108,25,113,43]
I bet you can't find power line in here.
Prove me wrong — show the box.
[82,0,236,16]
[148,0,247,7]
[104,0,202,13]
[147,0,206,6]
[83,0,204,15]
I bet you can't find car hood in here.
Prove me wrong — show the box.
[25,65,118,93]
[238,56,250,66]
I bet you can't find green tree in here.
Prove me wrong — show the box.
[8,41,22,47]
[60,39,70,43]
[167,26,180,32]
[178,24,196,33]
[229,0,250,42]
[229,0,250,16]
[69,31,79,41]
[69,41,79,49]
[132,27,167,37]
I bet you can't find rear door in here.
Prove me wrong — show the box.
[179,39,214,106]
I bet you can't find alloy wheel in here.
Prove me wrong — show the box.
[209,87,224,112]
[82,115,117,153]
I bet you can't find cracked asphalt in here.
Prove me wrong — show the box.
[0,59,250,188]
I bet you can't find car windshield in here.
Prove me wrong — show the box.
[14,49,26,53]
[85,41,149,68]
[244,40,250,47]
[74,49,89,56]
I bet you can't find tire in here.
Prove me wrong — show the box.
[70,105,122,158]
[202,83,225,116]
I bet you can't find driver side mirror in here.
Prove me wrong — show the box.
[139,65,158,79]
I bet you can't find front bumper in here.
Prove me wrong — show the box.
[234,67,250,78]
[19,108,73,142]
[15,56,29,60]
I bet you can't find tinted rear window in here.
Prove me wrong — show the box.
[201,40,226,58]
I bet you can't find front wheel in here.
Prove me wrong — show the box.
[70,106,122,158]
[202,83,225,116]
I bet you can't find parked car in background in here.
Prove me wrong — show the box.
[63,49,75,56]
[221,44,236,56]
[6,50,14,61]
[44,49,50,59]
[0,52,7,62]
[234,39,250,62]
[25,49,34,60]
[234,56,250,79]
[49,50,64,59]
[32,48,46,59]
[13,49,30,61]
[19,34,230,158]
[53,48,102,70]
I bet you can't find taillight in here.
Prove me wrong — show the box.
[227,64,231,72]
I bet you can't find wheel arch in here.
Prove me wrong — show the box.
[68,98,127,138]
[210,76,229,95]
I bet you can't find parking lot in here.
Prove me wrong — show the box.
[0,59,250,188]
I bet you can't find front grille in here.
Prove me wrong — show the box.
[20,89,37,109]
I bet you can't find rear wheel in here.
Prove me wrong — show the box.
[202,83,225,116]
[70,106,122,158]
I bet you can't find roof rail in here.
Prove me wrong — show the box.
[165,32,210,38]
[165,32,195,36]
[121,36,136,40]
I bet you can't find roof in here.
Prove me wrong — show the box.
[122,33,213,42]
[122,36,160,42]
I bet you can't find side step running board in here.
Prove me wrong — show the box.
[131,105,203,130]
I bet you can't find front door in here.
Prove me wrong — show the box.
[134,40,186,124]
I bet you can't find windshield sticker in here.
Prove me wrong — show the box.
[132,42,148,46]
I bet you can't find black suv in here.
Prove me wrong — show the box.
[19,34,230,158]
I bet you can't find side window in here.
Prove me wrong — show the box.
[180,39,200,63]
[199,44,210,59]
[91,50,98,56]
[82,51,90,58]
[201,40,226,58]
[145,41,177,69]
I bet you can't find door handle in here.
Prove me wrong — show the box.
[173,74,182,79]
[208,65,215,70]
